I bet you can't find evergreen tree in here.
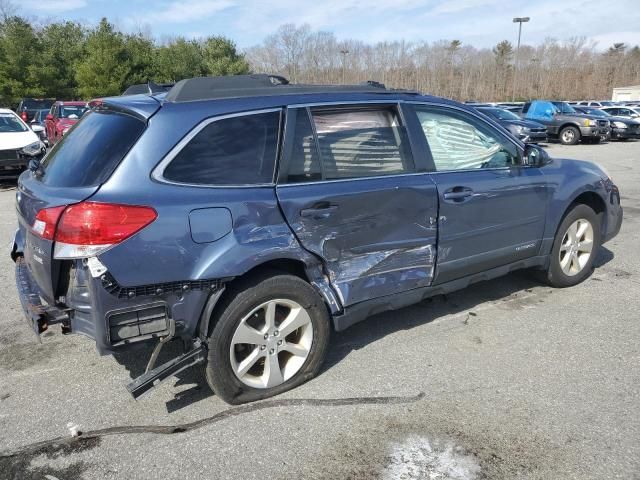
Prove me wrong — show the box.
[75,18,130,98]
[202,36,250,76]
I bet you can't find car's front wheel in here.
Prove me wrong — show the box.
[206,273,330,404]
[541,204,601,287]
[559,126,580,145]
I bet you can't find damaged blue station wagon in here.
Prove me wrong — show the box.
[13,75,622,404]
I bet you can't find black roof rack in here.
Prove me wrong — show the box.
[164,74,419,103]
[122,81,175,96]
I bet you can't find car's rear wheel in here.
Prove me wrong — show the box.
[541,204,601,288]
[559,126,580,145]
[206,273,330,404]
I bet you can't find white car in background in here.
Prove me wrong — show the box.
[0,108,45,179]
[601,106,640,119]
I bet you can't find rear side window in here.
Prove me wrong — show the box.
[282,109,322,183]
[163,110,280,185]
[311,107,413,180]
[40,110,145,187]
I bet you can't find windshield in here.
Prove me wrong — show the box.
[60,105,88,119]
[0,113,28,132]
[481,108,521,121]
[551,102,577,114]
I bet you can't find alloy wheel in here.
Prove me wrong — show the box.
[559,218,594,276]
[229,299,313,389]
[562,129,575,143]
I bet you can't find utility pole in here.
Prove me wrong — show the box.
[340,49,349,84]
[512,17,530,102]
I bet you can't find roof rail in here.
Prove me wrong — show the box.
[122,81,174,96]
[164,74,419,103]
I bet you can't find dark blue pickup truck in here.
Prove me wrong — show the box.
[12,75,622,404]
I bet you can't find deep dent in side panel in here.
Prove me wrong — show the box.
[328,244,435,306]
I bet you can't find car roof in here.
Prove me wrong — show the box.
[0,108,17,115]
[101,84,464,121]
[55,101,87,106]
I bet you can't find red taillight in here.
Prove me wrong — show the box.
[20,111,28,121]
[33,206,66,240]
[33,202,157,259]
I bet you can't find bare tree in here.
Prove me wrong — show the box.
[246,24,640,101]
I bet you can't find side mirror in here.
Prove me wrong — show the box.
[45,114,54,121]
[523,144,550,167]
[31,124,44,133]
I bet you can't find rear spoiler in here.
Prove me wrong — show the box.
[121,81,174,96]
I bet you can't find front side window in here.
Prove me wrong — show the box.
[310,107,414,180]
[414,107,519,171]
[163,110,280,185]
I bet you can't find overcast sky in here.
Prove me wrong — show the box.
[21,0,640,50]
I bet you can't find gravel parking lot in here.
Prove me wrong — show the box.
[0,140,638,480]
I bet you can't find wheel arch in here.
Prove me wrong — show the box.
[552,189,607,245]
[197,257,341,340]
[558,122,581,134]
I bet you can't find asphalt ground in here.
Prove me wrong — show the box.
[0,140,638,480]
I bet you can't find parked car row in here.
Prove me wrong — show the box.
[15,98,89,147]
[0,98,89,180]
[473,100,640,145]
[568,100,640,108]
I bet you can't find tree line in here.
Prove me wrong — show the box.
[1,10,638,107]
[0,15,249,107]
[246,24,640,102]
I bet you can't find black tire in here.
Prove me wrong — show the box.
[206,273,330,404]
[559,126,580,145]
[541,204,601,288]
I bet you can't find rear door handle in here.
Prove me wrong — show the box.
[300,203,338,218]
[443,188,474,202]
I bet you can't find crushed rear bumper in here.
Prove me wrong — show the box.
[15,256,69,339]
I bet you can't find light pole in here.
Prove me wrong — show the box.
[512,16,530,101]
[340,49,349,84]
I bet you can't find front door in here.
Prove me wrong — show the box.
[408,104,550,284]
[276,105,439,307]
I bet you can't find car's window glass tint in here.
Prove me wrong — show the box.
[311,108,413,180]
[415,108,518,171]
[41,110,145,187]
[164,111,279,185]
[0,113,27,132]
[285,109,321,183]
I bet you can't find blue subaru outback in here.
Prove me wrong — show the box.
[12,75,622,404]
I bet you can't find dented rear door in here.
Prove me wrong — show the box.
[276,105,438,307]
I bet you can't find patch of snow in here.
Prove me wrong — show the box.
[381,435,481,480]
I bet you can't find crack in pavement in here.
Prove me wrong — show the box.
[0,392,425,459]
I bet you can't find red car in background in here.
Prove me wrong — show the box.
[45,101,89,145]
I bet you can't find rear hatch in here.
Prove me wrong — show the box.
[16,99,155,303]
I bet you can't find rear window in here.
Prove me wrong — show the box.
[162,110,280,185]
[40,110,145,187]
[21,99,54,110]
